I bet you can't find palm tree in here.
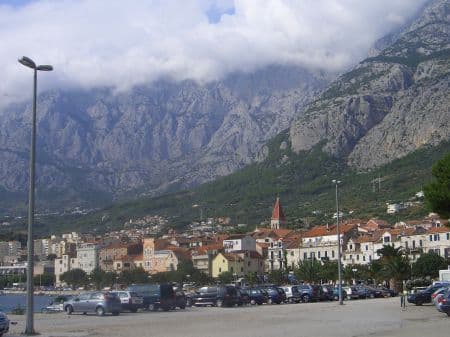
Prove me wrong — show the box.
[376,245,410,291]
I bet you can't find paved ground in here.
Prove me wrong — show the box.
[6,297,449,337]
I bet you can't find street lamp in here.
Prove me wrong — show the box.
[332,179,343,305]
[352,268,357,285]
[18,56,53,336]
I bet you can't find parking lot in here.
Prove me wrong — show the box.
[6,297,449,337]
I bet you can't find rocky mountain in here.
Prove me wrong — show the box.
[0,65,331,210]
[289,0,450,169]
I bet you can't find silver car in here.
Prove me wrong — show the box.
[64,291,122,316]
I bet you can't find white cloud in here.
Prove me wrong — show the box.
[0,0,429,107]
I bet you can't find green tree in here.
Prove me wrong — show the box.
[33,273,55,287]
[267,270,285,285]
[294,259,321,283]
[319,260,338,283]
[60,269,87,289]
[412,252,448,279]
[424,153,450,219]
[376,245,410,291]
[90,268,117,290]
[120,267,150,285]
[218,271,234,284]
[246,272,259,287]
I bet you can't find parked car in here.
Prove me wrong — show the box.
[174,290,187,309]
[261,286,284,304]
[376,286,398,297]
[277,287,287,303]
[432,287,449,306]
[282,286,302,303]
[355,285,382,299]
[110,291,144,312]
[127,283,176,311]
[64,291,122,316]
[0,310,10,337]
[191,286,239,307]
[236,288,251,306]
[246,288,267,305]
[343,286,359,300]
[407,284,445,306]
[436,290,450,316]
[333,286,347,301]
[41,295,73,313]
[297,284,322,302]
[320,285,335,301]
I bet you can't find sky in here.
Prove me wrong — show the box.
[0,0,429,108]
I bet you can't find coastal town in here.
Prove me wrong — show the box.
[1,197,449,289]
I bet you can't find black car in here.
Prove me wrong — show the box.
[320,285,335,301]
[236,288,251,306]
[355,285,383,299]
[246,288,267,305]
[174,290,187,309]
[408,284,445,306]
[191,286,239,307]
[127,283,176,311]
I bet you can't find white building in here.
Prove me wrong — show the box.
[76,243,99,274]
[54,254,78,286]
[223,234,256,252]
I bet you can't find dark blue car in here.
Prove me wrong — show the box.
[247,288,267,305]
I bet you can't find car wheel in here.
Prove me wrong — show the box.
[250,299,256,305]
[130,308,138,313]
[180,304,186,309]
[302,295,311,303]
[446,312,450,317]
[96,306,105,316]
[370,293,375,299]
[65,305,73,315]
[112,311,120,316]
[288,298,294,304]
[148,303,156,311]
[216,299,223,307]
[415,301,422,306]
[268,298,273,304]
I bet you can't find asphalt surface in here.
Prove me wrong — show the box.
[6,297,449,337]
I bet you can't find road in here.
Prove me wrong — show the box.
[6,297,449,337]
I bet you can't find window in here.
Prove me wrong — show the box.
[412,240,416,249]
[230,267,234,273]
[290,251,294,256]
[434,234,440,241]
[383,236,390,243]
[356,255,359,261]
[419,240,423,247]
[405,241,409,249]
[365,245,368,251]
[219,267,221,273]
[303,252,307,259]
[332,250,335,258]
[429,235,433,242]
[241,267,243,272]
[247,261,251,267]
[343,255,346,260]
[349,244,353,250]
[278,251,282,259]
[447,233,449,240]
[363,256,366,262]
[278,242,282,247]
[349,255,352,260]
[324,251,328,258]
[271,252,274,259]
[318,251,321,258]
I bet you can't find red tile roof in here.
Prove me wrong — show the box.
[303,223,357,238]
[271,197,286,221]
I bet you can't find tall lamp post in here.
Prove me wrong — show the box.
[18,56,53,335]
[332,179,343,305]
